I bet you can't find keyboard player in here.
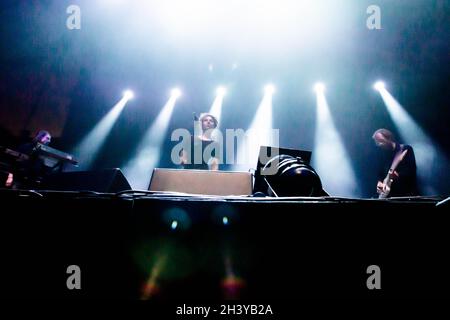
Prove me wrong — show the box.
[10,130,53,188]
[17,130,52,156]
[2,130,78,188]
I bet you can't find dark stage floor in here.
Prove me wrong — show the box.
[0,189,448,299]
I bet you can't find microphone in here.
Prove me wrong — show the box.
[193,112,199,121]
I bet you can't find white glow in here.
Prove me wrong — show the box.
[96,0,126,7]
[72,95,130,169]
[94,1,352,59]
[216,86,227,96]
[314,82,325,94]
[374,81,385,91]
[123,90,134,100]
[171,88,182,98]
[313,90,359,197]
[264,84,276,95]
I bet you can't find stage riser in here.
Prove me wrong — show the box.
[0,193,446,298]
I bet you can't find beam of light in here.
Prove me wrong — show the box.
[72,93,132,170]
[208,86,226,124]
[377,87,449,195]
[123,91,180,189]
[313,89,359,197]
[141,254,167,300]
[234,84,277,171]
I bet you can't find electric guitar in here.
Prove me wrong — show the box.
[378,148,408,199]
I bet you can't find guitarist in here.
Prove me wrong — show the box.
[372,129,418,198]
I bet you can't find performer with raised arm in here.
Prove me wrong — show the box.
[180,113,220,170]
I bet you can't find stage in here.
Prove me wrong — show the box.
[1,188,448,299]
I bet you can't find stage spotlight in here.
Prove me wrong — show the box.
[171,220,178,230]
[374,81,385,91]
[314,82,325,94]
[264,84,276,95]
[171,88,182,98]
[216,86,227,96]
[123,90,134,100]
[261,154,326,197]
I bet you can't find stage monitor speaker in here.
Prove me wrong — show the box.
[41,168,131,193]
[148,168,253,196]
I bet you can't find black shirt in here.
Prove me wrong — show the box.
[16,142,51,181]
[182,137,219,170]
[378,144,418,197]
